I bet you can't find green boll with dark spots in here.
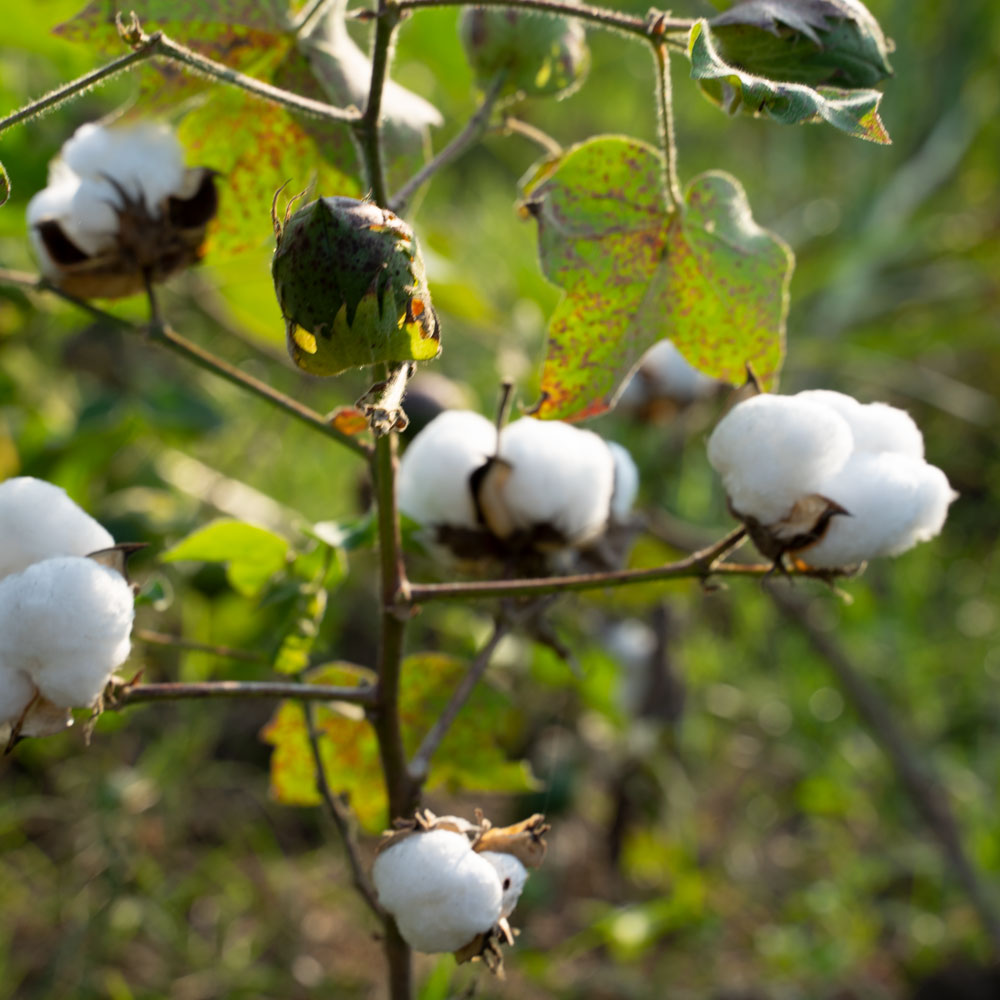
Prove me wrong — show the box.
[271,196,441,376]
[458,6,589,103]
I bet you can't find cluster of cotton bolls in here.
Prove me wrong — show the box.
[397,410,637,570]
[0,478,136,742]
[707,390,957,568]
[372,810,548,972]
[27,121,217,299]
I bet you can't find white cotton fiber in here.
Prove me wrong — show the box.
[0,557,134,708]
[794,390,924,460]
[0,477,113,580]
[795,452,956,567]
[59,122,187,213]
[0,664,36,726]
[398,410,498,530]
[607,442,639,522]
[478,851,528,919]
[707,394,854,524]
[372,829,503,953]
[496,418,616,544]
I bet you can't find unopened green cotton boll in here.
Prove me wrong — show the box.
[459,6,589,103]
[271,196,441,376]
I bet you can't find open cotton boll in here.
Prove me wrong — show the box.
[26,170,122,264]
[795,390,924,460]
[372,829,503,953]
[398,410,498,530]
[0,477,113,580]
[707,393,855,525]
[0,557,134,708]
[494,418,616,544]
[478,851,528,919]
[607,442,639,522]
[59,122,187,212]
[802,452,957,567]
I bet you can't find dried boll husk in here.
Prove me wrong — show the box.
[272,196,440,376]
[0,477,113,580]
[27,122,217,299]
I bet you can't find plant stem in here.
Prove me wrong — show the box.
[109,679,377,707]
[390,73,506,214]
[0,37,161,135]
[653,42,682,210]
[767,584,1000,954]
[356,0,400,206]
[409,620,510,783]
[0,269,371,458]
[135,629,265,663]
[391,0,692,42]
[304,701,386,918]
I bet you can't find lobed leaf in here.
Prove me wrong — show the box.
[521,136,792,421]
[161,518,289,597]
[689,20,891,144]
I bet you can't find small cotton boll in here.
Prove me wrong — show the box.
[495,418,616,544]
[0,557,134,708]
[802,452,957,567]
[372,829,503,953]
[707,394,854,525]
[0,477,113,580]
[794,390,924,460]
[478,851,528,919]
[60,122,186,213]
[607,442,639,522]
[398,411,498,530]
[641,341,718,403]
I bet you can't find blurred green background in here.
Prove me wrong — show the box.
[1,1,999,997]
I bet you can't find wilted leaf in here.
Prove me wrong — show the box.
[689,20,891,143]
[521,136,792,420]
[328,406,370,436]
[710,0,893,88]
[261,652,532,830]
[161,518,289,596]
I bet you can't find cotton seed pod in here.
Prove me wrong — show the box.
[707,390,956,568]
[459,6,589,103]
[27,121,218,299]
[271,197,440,376]
[0,477,113,581]
[0,556,135,709]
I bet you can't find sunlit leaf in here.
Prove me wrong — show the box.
[689,20,891,144]
[521,136,792,420]
[328,406,370,437]
[273,586,327,674]
[0,163,9,206]
[161,518,289,596]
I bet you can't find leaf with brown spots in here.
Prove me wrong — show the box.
[521,136,793,421]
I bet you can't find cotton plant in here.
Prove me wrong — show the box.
[397,409,638,570]
[372,809,548,974]
[707,390,957,569]
[0,477,137,743]
[26,121,217,300]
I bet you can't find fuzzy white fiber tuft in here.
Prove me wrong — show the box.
[372,829,503,953]
[0,477,113,580]
[495,417,616,544]
[707,391,956,565]
[397,410,497,530]
[478,851,528,918]
[0,557,134,708]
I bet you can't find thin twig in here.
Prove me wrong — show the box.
[390,0,693,42]
[653,42,682,209]
[0,36,161,135]
[407,527,765,602]
[304,701,386,919]
[390,73,506,214]
[0,269,371,458]
[409,620,510,782]
[135,629,265,663]
[767,584,1000,954]
[108,679,377,708]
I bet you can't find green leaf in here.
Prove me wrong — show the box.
[709,0,894,88]
[261,654,533,830]
[161,518,289,597]
[689,20,891,144]
[0,163,9,206]
[273,586,328,674]
[521,136,793,420]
